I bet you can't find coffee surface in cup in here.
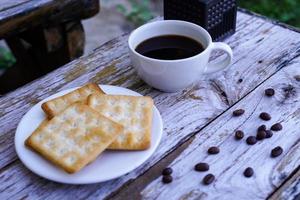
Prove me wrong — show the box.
[135,35,204,60]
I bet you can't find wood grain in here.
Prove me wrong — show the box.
[0,11,300,199]
[141,57,300,199]
[0,0,32,12]
[0,0,99,39]
[269,165,300,200]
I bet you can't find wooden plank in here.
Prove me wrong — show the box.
[0,0,32,12]
[269,167,300,200]
[0,12,300,199]
[0,0,99,39]
[141,57,300,199]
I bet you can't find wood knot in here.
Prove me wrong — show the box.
[282,84,296,99]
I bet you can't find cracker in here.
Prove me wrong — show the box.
[25,103,123,173]
[88,94,153,150]
[42,83,104,119]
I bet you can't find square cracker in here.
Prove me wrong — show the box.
[42,83,104,119]
[25,103,124,173]
[88,94,153,150]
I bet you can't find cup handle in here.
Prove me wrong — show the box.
[204,42,233,74]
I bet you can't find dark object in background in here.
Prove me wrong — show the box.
[164,0,237,41]
[0,0,99,95]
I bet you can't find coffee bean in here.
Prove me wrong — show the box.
[271,123,283,131]
[259,112,271,121]
[257,125,266,132]
[238,78,243,83]
[162,167,173,175]
[208,147,220,154]
[244,167,254,178]
[265,88,275,97]
[202,174,215,185]
[233,109,245,116]
[256,130,266,140]
[294,75,300,82]
[265,130,273,138]
[271,146,283,158]
[194,163,209,172]
[162,175,173,184]
[246,136,257,145]
[235,130,244,140]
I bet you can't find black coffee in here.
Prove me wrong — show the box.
[135,35,204,60]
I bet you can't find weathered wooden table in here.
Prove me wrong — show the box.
[1,10,300,200]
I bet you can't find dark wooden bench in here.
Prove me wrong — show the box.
[0,0,99,94]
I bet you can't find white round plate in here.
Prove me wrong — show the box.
[15,85,163,184]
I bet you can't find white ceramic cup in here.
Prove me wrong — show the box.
[128,20,233,92]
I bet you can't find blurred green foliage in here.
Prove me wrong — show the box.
[238,0,300,28]
[0,47,15,69]
[116,0,154,27]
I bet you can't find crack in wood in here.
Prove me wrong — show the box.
[268,163,300,199]
[273,44,300,70]
[210,80,229,106]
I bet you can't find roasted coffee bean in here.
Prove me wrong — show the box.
[265,130,273,138]
[162,167,173,175]
[257,125,267,132]
[271,123,283,131]
[233,109,245,116]
[246,136,257,145]
[265,88,275,97]
[294,75,300,82]
[162,175,173,184]
[194,163,209,172]
[244,167,254,178]
[202,174,215,185]
[271,146,283,158]
[235,130,244,140]
[259,112,271,121]
[208,147,220,154]
[256,130,266,140]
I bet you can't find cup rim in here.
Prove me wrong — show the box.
[128,20,212,63]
